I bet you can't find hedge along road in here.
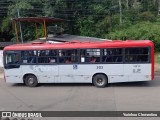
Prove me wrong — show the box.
[0,76,160,120]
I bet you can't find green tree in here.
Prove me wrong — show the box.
[106,21,160,52]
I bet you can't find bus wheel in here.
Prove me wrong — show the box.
[25,75,38,87]
[93,74,108,88]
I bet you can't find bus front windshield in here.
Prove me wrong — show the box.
[4,51,20,69]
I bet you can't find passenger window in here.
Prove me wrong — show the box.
[21,51,37,64]
[80,49,100,63]
[102,48,123,63]
[59,49,78,64]
[37,50,58,64]
[125,47,149,62]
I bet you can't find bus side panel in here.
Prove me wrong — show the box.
[124,64,151,82]
[59,64,91,83]
[58,64,127,83]
[102,64,128,83]
[5,67,22,83]
[21,65,59,83]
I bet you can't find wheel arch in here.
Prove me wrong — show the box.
[23,73,38,83]
[92,73,108,83]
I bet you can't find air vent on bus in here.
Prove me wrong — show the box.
[32,41,44,44]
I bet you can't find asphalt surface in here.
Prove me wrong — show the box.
[0,75,160,120]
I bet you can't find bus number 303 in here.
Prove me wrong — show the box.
[97,66,103,69]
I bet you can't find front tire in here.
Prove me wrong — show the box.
[25,75,38,87]
[93,74,108,88]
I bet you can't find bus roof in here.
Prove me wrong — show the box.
[3,40,154,51]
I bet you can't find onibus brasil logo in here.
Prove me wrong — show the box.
[1,112,42,119]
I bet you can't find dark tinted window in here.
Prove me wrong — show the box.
[59,49,78,63]
[37,50,58,64]
[102,48,123,63]
[21,51,37,64]
[80,49,100,63]
[125,47,149,62]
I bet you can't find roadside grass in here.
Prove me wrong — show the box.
[155,53,160,64]
[155,53,160,75]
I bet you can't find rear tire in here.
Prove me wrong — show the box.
[93,74,108,88]
[25,75,38,87]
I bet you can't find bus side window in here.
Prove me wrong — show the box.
[21,51,37,64]
[38,50,50,63]
[125,47,149,63]
[102,48,122,63]
[59,49,78,64]
[48,50,58,63]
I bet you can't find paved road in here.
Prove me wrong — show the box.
[0,76,160,120]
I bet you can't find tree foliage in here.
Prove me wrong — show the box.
[106,21,160,52]
[0,0,160,51]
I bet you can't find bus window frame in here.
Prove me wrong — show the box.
[37,49,58,64]
[79,48,101,64]
[21,50,38,65]
[101,48,124,64]
[124,47,151,64]
[4,46,152,67]
[58,49,80,64]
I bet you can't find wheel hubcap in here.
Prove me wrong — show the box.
[97,78,104,85]
[28,78,34,85]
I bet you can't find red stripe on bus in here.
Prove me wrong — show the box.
[3,40,154,51]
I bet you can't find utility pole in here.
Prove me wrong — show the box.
[158,0,160,15]
[126,0,129,9]
[119,0,122,27]
[17,9,23,43]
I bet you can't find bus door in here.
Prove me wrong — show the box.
[4,51,22,83]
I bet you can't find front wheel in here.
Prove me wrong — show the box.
[93,74,108,88]
[25,75,38,87]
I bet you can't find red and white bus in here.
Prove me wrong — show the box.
[3,40,154,87]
